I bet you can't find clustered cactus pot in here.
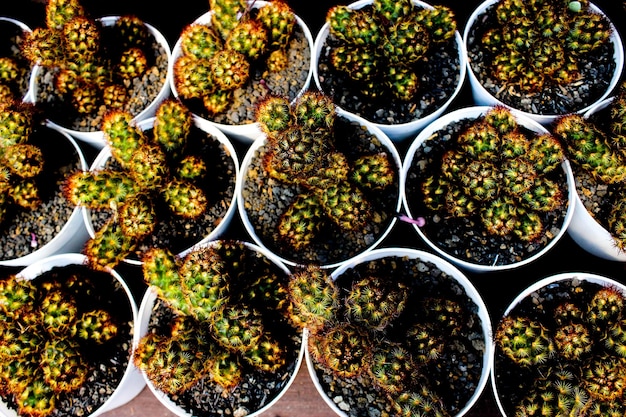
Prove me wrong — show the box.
[24,0,171,148]
[492,272,626,416]
[134,240,303,417]
[464,0,624,125]
[0,17,32,102]
[0,99,89,267]
[295,248,492,417]
[170,0,313,143]
[552,81,626,261]
[313,0,467,142]
[64,99,239,271]
[0,253,144,417]
[402,106,575,272]
[238,92,401,268]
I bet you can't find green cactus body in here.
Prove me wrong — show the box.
[226,19,268,61]
[495,316,554,367]
[392,386,449,417]
[180,24,223,60]
[288,265,338,332]
[209,0,247,40]
[210,49,250,91]
[63,170,139,210]
[113,15,151,50]
[256,0,296,48]
[62,16,100,64]
[142,248,192,316]
[83,218,136,271]
[153,99,193,154]
[307,323,372,378]
[370,345,415,393]
[117,194,156,239]
[278,194,324,252]
[45,0,85,31]
[345,275,408,331]
[102,110,147,169]
[117,47,148,80]
[211,306,264,353]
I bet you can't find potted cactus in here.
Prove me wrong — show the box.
[402,106,575,273]
[463,0,624,125]
[0,17,32,102]
[22,0,171,148]
[552,81,626,261]
[63,98,239,271]
[492,272,626,416]
[0,98,89,266]
[290,247,492,417]
[237,91,402,268]
[313,0,466,142]
[134,239,303,417]
[0,253,144,417]
[170,0,313,143]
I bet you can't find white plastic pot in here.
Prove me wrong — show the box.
[306,247,493,417]
[565,97,626,261]
[492,272,626,417]
[1,253,145,417]
[463,0,624,126]
[237,107,402,269]
[312,0,467,143]
[0,124,90,267]
[401,106,576,273]
[84,115,239,266]
[169,0,314,144]
[135,240,304,417]
[28,16,172,149]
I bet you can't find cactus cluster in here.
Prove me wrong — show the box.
[134,240,298,395]
[63,99,210,270]
[324,0,457,101]
[476,0,612,95]
[495,281,626,417]
[173,0,297,115]
[0,272,121,417]
[418,106,566,242]
[552,81,626,251]
[0,100,45,226]
[21,0,156,116]
[254,92,396,254]
[289,256,486,416]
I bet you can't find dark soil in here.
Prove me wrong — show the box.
[33,20,169,132]
[177,20,311,126]
[0,19,31,100]
[142,243,303,417]
[89,125,237,261]
[316,4,462,125]
[1,264,134,417]
[240,116,400,266]
[465,3,617,116]
[309,255,488,417]
[0,127,82,261]
[404,117,570,267]
[493,278,626,416]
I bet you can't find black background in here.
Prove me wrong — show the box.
[2,0,626,415]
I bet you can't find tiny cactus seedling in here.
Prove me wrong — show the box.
[63,99,210,270]
[173,0,298,116]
